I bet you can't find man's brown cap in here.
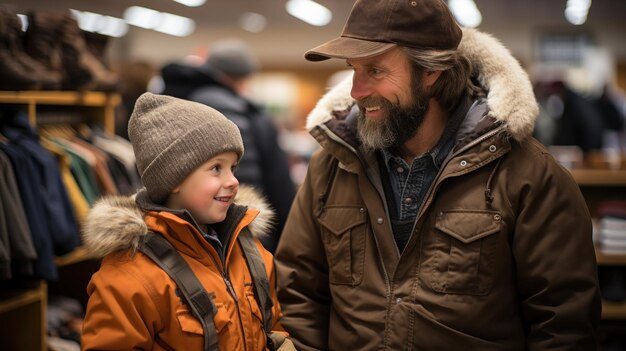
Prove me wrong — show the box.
[305,0,462,61]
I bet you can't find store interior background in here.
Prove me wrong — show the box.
[8,0,626,170]
[2,1,626,350]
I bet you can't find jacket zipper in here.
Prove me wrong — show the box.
[206,242,248,351]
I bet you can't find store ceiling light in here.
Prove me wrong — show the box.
[286,0,332,27]
[70,9,129,37]
[124,6,195,37]
[172,0,206,7]
[448,0,482,28]
[565,0,591,25]
[239,12,267,33]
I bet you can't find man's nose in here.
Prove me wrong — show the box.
[350,74,370,100]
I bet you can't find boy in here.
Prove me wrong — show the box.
[81,93,294,350]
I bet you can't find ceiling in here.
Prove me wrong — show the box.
[5,0,626,68]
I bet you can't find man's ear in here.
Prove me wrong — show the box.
[423,70,442,89]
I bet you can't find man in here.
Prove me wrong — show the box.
[161,39,295,253]
[275,0,601,349]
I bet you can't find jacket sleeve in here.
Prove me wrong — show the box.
[275,151,332,351]
[511,142,601,350]
[82,263,162,350]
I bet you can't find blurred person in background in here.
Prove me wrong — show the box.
[160,39,295,253]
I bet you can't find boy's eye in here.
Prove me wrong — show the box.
[210,164,221,172]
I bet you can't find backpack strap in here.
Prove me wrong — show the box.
[238,228,273,334]
[138,232,219,351]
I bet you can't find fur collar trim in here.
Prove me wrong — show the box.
[305,28,538,142]
[81,185,274,258]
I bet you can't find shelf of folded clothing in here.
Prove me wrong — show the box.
[55,245,95,267]
[601,300,626,320]
[0,90,120,134]
[595,246,626,266]
[568,169,626,186]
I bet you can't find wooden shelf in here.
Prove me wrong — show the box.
[602,300,626,320]
[596,247,626,266]
[0,281,46,315]
[568,169,626,186]
[55,246,94,267]
[0,281,47,351]
[0,90,120,134]
[0,90,120,106]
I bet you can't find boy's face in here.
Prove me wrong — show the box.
[167,151,239,225]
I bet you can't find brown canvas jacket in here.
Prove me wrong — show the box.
[275,29,601,350]
[81,186,286,350]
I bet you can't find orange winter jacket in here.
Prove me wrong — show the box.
[81,186,285,350]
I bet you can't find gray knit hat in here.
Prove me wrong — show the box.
[206,39,258,78]
[128,92,244,204]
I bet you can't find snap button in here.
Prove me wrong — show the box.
[403,197,413,204]
[460,160,468,167]
[395,297,402,304]
[494,214,501,221]
[489,145,497,152]
[359,208,365,213]
[397,166,404,173]
[410,1,417,6]
[377,218,384,224]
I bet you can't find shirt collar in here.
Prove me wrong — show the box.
[381,92,473,170]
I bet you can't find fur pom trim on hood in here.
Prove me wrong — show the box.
[81,185,275,258]
[305,28,538,142]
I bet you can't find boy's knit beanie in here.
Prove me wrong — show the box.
[128,92,244,204]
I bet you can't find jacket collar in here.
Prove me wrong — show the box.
[81,185,274,258]
[305,28,538,144]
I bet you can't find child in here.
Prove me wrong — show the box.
[81,93,295,350]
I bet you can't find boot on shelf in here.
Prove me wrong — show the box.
[0,8,62,90]
[59,13,119,91]
[0,9,40,90]
[23,11,68,86]
[24,11,119,91]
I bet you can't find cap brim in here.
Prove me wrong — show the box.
[305,36,396,62]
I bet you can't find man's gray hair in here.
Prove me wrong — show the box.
[403,47,479,111]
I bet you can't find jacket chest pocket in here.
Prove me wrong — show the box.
[175,301,231,336]
[420,210,501,295]
[319,206,367,286]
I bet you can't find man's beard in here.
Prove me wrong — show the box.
[356,75,430,151]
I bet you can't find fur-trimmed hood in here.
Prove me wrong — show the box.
[81,185,274,258]
[305,28,538,142]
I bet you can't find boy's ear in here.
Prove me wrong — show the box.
[171,186,180,194]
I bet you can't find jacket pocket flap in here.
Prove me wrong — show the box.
[319,207,366,235]
[176,302,229,335]
[435,210,501,244]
